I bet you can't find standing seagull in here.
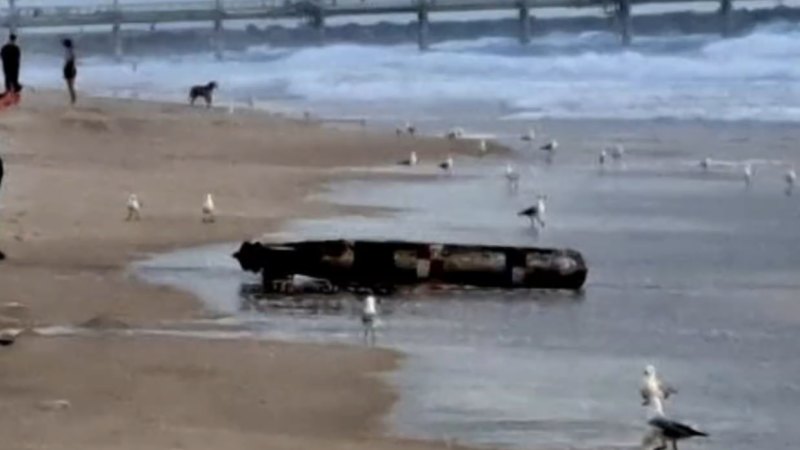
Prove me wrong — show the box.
[405,121,416,136]
[478,139,488,156]
[598,149,607,166]
[397,121,415,136]
[743,163,754,188]
[505,163,520,191]
[446,127,464,140]
[202,193,216,223]
[439,155,454,173]
[785,167,796,196]
[521,128,536,142]
[126,194,141,221]
[643,396,708,450]
[518,195,547,229]
[399,151,418,166]
[361,295,378,346]
[640,364,677,406]
[540,139,558,153]
[610,144,625,161]
[699,158,711,171]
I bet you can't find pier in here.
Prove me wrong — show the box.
[0,0,768,56]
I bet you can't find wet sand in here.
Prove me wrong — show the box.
[0,92,480,450]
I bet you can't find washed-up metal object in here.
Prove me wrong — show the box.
[233,240,588,294]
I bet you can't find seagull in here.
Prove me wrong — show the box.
[397,121,415,136]
[521,129,535,142]
[446,127,464,140]
[439,156,454,173]
[743,163,753,188]
[699,157,711,171]
[126,194,141,221]
[785,167,796,196]
[599,149,607,166]
[202,193,216,223]
[361,295,378,345]
[540,140,558,152]
[643,396,708,450]
[640,364,677,406]
[399,151,418,166]
[505,163,520,190]
[610,144,625,161]
[478,139,488,155]
[518,195,546,229]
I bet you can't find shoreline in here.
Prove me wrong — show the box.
[0,91,484,450]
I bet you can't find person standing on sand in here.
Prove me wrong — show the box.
[0,153,5,260]
[62,38,77,105]
[1,33,21,94]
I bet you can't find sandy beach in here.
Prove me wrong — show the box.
[0,92,479,450]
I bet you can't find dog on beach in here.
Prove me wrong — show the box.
[188,81,217,108]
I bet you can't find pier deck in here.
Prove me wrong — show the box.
[0,0,776,55]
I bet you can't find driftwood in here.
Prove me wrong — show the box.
[233,239,588,294]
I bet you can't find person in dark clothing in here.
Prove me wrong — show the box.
[0,154,5,261]
[1,33,21,94]
[62,38,77,105]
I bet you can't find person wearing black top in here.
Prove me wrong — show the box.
[1,33,21,94]
[62,38,77,105]
[0,154,5,260]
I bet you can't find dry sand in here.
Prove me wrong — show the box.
[0,93,485,450]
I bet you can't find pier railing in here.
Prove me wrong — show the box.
[0,0,777,56]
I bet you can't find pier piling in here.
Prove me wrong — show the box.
[6,0,17,34]
[111,0,122,60]
[616,0,631,46]
[518,0,531,45]
[417,1,430,51]
[213,0,224,60]
[311,7,325,45]
[719,0,733,36]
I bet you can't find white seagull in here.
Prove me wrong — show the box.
[518,195,547,229]
[610,144,625,161]
[640,364,677,406]
[446,127,464,140]
[439,156,454,173]
[743,163,754,188]
[599,149,607,166]
[505,163,520,190]
[202,193,216,223]
[540,139,558,153]
[785,167,796,196]
[399,151,418,166]
[478,139,488,155]
[397,121,416,136]
[126,194,141,221]
[361,295,378,345]
[642,396,708,450]
[521,128,536,142]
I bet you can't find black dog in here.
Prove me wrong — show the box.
[188,81,217,108]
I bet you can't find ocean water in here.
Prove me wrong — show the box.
[29,20,800,450]
[136,116,800,450]
[18,21,800,122]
